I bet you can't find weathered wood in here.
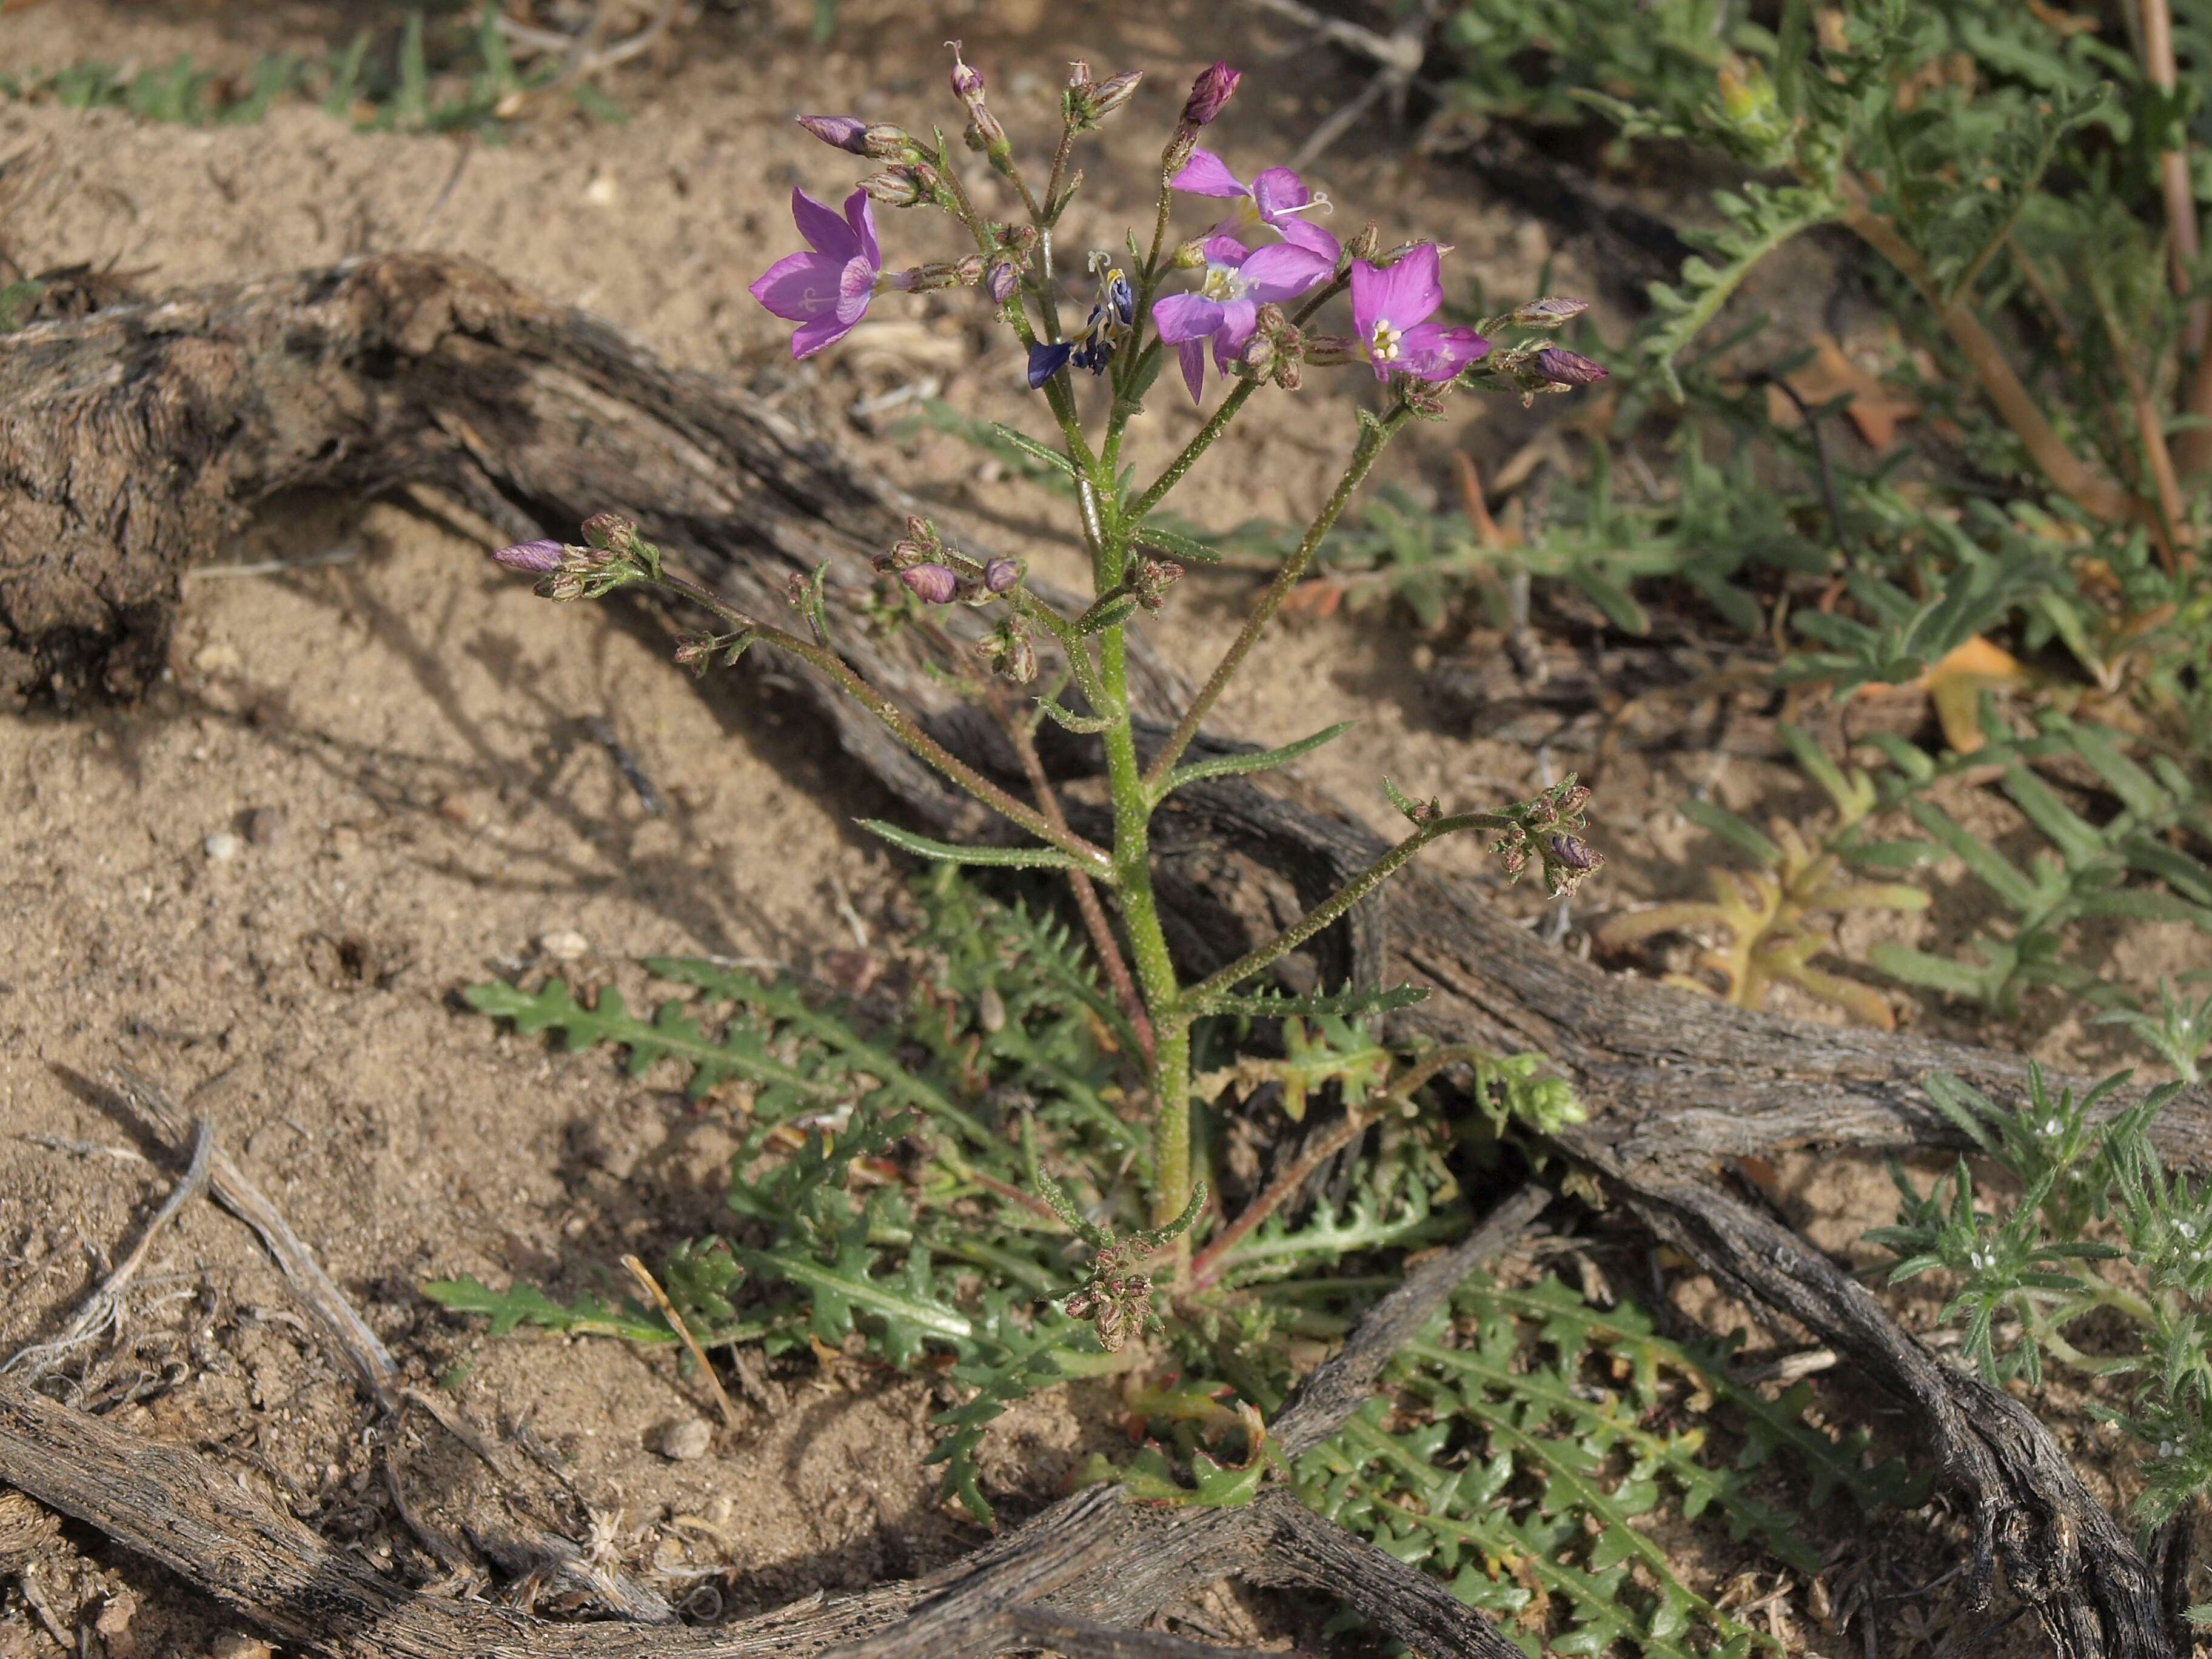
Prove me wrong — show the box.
[1,252,2192,1657]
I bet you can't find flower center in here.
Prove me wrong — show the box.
[1368,318,1403,362]
[1199,264,1248,304]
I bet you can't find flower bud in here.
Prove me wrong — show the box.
[1253,302,1287,336]
[984,557,1024,594]
[796,115,868,154]
[1240,334,1277,374]
[580,512,638,552]
[1180,61,1241,127]
[1171,238,1209,270]
[986,258,1019,303]
[953,254,986,287]
[1075,69,1142,124]
[1535,346,1609,387]
[1345,221,1382,261]
[673,635,713,672]
[902,563,959,605]
[1001,632,1037,683]
[1303,333,1358,366]
[491,538,564,574]
[1001,223,1040,255]
[1513,296,1589,328]
[1272,359,1302,392]
[1541,833,1605,896]
[860,169,925,208]
[964,110,1008,156]
[906,515,936,546]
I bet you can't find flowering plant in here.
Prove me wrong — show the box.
[492,49,1605,1328]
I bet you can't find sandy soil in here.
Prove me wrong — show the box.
[1,3,2202,1656]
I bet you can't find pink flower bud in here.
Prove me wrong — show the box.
[948,42,984,102]
[861,170,925,208]
[1535,347,1608,386]
[901,563,959,605]
[1180,61,1241,127]
[984,557,1023,594]
[796,115,868,154]
[580,512,638,552]
[986,259,1019,303]
[491,538,564,574]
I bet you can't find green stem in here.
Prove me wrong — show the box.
[1125,271,1349,526]
[1144,402,1411,790]
[654,572,1110,874]
[1183,809,1512,1009]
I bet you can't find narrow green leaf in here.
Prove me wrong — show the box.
[859,820,1082,871]
[1156,721,1354,799]
[1682,798,1782,866]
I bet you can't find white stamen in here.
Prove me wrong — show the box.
[1368,318,1403,363]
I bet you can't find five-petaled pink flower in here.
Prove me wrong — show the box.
[748,187,886,360]
[1349,246,1487,383]
[1152,234,1333,401]
[1170,150,1339,260]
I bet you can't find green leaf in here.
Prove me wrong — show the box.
[1132,521,1226,565]
[1640,181,1843,399]
[1681,798,1783,866]
[859,820,1084,871]
[987,421,1079,477]
[1156,722,1354,799]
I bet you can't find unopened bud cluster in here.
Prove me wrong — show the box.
[1488,777,1604,898]
[492,512,655,602]
[873,517,1027,654]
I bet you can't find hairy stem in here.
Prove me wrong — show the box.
[1144,401,1410,790]
[999,693,1156,1061]
[654,572,1110,873]
[1182,809,1512,1010]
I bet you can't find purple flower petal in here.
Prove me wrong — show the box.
[1176,338,1208,402]
[749,250,850,322]
[1249,168,1309,220]
[1275,219,1341,260]
[491,538,564,573]
[1395,323,1489,382]
[836,256,876,326]
[797,115,868,154]
[1238,242,1333,302]
[1202,232,1253,265]
[791,312,857,359]
[843,188,880,270]
[1152,292,1225,343]
[1212,298,1258,368]
[1361,246,1444,333]
[1171,149,1247,198]
[791,187,859,259]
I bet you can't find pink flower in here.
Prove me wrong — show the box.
[1170,151,1339,260]
[1349,246,1488,383]
[747,187,885,360]
[1152,234,1334,400]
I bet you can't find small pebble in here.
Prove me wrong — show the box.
[538,929,589,962]
[204,832,243,863]
[243,806,286,846]
[657,1417,712,1461]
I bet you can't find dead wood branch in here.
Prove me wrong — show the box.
[1,253,2196,1657]
[0,1185,1543,1658]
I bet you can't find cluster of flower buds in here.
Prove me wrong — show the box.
[1162,59,1240,173]
[1064,60,1142,132]
[947,42,1014,176]
[976,614,1038,684]
[491,513,652,602]
[1128,556,1184,615]
[1487,777,1604,899]
[875,516,1026,612]
[1062,1239,1156,1353]
[1463,297,1607,405]
[1233,302,1309,391]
